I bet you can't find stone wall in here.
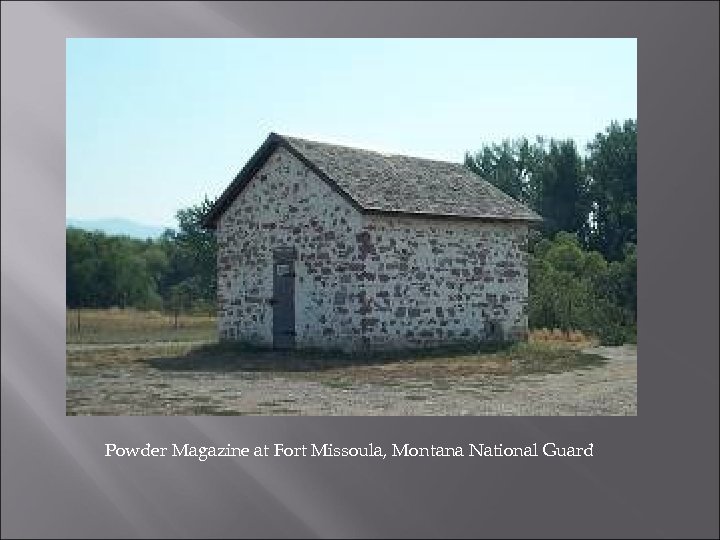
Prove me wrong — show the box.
[349,214,529,350]
[216,146,529,351]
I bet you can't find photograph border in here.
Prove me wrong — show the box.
[2,2,718,538]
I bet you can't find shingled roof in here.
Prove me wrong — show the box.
[202,133,542,228]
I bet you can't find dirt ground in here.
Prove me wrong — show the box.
[66,341,636,416]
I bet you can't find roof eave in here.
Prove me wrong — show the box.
[363,207,543,223]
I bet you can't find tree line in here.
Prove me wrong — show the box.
[67,119,636,343]
[66,197,217,314]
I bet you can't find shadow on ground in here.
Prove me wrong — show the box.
[142,341,606,375]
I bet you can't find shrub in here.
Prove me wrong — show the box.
[528,232,636,345]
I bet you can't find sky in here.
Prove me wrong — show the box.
[66,38,636,228]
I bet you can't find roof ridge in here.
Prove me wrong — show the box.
[277,133,468,168]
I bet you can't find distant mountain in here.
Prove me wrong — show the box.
[66,218,169,239]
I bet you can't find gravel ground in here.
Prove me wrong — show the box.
[463,345,638,415]
[66,343,636,416]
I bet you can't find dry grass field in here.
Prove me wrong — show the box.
[66,308,216,344]
[528,328,593,344]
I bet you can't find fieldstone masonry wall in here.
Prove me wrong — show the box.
[217,146,529,351]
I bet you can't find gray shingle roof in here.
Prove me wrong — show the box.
[203,133,541,228]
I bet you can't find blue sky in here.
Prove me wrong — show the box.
[67,38,636,228]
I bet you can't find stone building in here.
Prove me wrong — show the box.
[202,133,541,351]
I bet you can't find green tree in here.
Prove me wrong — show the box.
[67,197,217,311]
[527,232,634,345]
[535,140,590,243]
[465,137,591,246]
[586,119,637,260]
[67,228,169,309]
[160,196,218,307]
[464,137,545,207]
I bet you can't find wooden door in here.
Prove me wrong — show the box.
[272,254,296,349]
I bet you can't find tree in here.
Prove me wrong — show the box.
[534,140,591,243]
[464,137,545,207]
[527,232,634,345]
[160,196,218,307]
[67,197,217,312]
[67,228,170,309]
[585,119,637,261]
[465,137,591,247]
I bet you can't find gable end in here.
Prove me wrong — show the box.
[202,133,363,229]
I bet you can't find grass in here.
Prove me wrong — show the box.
[66,342,197,371]
[528,328,595,345]
[66,310,608,396]
[66,308,217,344]
[191,405,247,416]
